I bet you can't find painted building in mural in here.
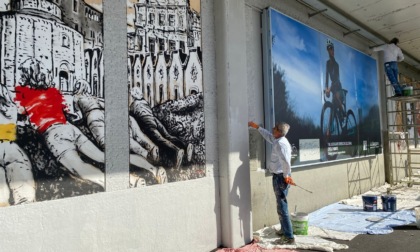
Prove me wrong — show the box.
[56,0,104,97]
[127,0,206,186]
[0,0,105,207]
[0,0,103,97]
[127,0,202,107]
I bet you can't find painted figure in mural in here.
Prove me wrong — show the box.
[74,80,166,184]
[0,84,36,206]
[14,58,105,188]
[129,115,159,163]
[248,121,295,245]
[129,153,168,185]
[129,172,146,188]
[73,79,105,149]
[129,116,167,184]
[324,39,346,125]
[129,87,193,169]
[373,37,405,97]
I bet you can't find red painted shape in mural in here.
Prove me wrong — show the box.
[14,86,67,133]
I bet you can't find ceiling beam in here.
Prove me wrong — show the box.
[297,0,420,70]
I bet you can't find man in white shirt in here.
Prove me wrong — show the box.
[373,37,405,97]
[248,121,295,245]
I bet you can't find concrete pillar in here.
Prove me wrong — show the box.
[214,0,253,248]
[104,0,130,190]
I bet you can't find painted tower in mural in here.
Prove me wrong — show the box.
[127,0,202,107]
[0,0,103,97]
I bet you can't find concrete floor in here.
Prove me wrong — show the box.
[298,224,420,252]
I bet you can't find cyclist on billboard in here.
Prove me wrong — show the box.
[324,39,346,126]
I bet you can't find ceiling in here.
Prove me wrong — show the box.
[298,0,420,71]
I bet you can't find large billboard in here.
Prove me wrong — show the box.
[262,8,381,167]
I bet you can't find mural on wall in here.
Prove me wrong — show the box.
[0,0,104,207]
[262,8,381,167]
[127,0,205,187]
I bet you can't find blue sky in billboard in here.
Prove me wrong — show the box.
[270,9,378,127]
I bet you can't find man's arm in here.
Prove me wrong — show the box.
[397,48,404,62]
[248,121,275,143]
[372,44,385,52]
[325,62,329,89]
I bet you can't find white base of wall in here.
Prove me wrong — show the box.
[0,178,220,252]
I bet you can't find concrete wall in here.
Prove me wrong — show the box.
[0,1,221,251]
[244,0,386,231]
[1,0,418,250]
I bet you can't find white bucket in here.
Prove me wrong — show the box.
[415,207,420,229]
[291,212,309,235]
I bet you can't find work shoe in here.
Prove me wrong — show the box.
[275,229,284,237]
[175,149,184,169]
[276,237,295,245]
[186,143,194,162]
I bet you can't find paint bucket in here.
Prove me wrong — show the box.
[415,207,420,229]
[381,195,397,212]
[403,86,413,96]
[362,195,377,212]
[291,212,309,235]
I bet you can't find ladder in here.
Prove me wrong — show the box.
[385,81,420,187]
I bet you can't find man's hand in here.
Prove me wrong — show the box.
[248,121,259,129]
[325,88,331,98]
[284,176,296,186]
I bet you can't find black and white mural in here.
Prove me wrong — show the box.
[0,0,104,207]
[127,0,205,187]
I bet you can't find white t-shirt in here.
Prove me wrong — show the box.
[373,43,404,63]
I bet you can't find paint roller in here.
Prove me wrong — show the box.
[290,181,313,193]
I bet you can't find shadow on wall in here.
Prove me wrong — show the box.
[248,129,265,171]
[346,156,384,198]
[229,149,252,244]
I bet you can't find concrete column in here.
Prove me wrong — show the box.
[374,52,392,183]
[104,0,130,191]
[214,0,253,248]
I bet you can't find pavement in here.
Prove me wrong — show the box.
[214,224,420,252]
[215,182,420,252]
[298,224,420,252]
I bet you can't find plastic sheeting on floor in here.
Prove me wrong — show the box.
[264,224,358,241]
[308,226,358,240]
[309,202,416,234]
[216,239,298,252]
[254,226,349,252]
